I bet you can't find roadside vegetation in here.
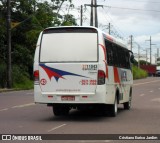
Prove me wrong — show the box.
[0,1,149,90]
[0,0,77,90]
[132,65,148,80]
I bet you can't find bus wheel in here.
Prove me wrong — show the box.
[124,91,132,110]
[53,105,69,116]
[62,107,69,115]
[110,97,118,117]
[53,106,61,116]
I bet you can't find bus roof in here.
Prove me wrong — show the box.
[44,26,128,50]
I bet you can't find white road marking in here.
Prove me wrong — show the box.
[133,80,160,86]
[149,90,153,93]
[140,94,145,97]
[47,124,66,132]
[0,103,35,112]
[151,98,160,102]
[11,103,35,108]
[0,108,8,112]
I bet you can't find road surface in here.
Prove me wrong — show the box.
[0,77,160,143]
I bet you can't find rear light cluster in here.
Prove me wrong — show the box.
[98,70,105,85]
[34,70,39,85]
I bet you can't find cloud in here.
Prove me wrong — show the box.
[145,0,160,21]
[72,1,160,57]
[134,33,160,57]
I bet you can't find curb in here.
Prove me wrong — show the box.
[0,88,22,93]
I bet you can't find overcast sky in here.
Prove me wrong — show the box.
[66,0,160,63]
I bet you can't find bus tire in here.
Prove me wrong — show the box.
[110,97,118,117]
[124,90,132,110]
[53,106,61,116]
[62,107,69,115]
[53,105,69,116]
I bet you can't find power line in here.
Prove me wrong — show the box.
[101,8,127,39]
[103,5,160,13]
[119,0,160,3]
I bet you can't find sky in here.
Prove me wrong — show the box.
[64,0,160,64]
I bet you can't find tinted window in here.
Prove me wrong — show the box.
[105,39,131,69]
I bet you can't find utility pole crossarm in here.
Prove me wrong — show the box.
[85,0,103,27]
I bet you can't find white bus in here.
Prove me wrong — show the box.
[34,26,134,117]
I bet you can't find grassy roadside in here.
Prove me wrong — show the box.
[132,65,148,79]
[0,80,33,93]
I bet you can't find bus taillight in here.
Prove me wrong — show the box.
[98,70,105,85]
[34,70,39,85]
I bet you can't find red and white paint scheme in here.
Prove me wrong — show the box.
[33,26,134,117]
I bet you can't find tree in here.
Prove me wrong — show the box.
[0,0,77,88]
[139,60,150,65]
[61,14,77,26]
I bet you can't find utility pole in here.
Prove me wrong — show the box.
[80,5,83,26]
[130,35,133,51]
[155,53,157,64]
[138,44,140,68]
[143,49,148,65]
[94,0,98,27]
[85,0,103,27]
[90,0,93,26]
[146,49,148,65]
[157,48,159,58]
[34,0,36,13]
[7,0,12,88]
[109,23,111,34]
[146,36,156,64]
[149,36,152,64]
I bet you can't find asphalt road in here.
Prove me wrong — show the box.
[0,77,160,143]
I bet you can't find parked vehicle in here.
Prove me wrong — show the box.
[140,65,156,76]
[156,70,160,77]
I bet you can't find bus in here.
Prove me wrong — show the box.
[33,26,134,117]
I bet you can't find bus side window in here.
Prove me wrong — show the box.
[125,51,130,69]
[105,40,113,66]
[112,44,118,67]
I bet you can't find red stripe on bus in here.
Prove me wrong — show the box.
[106,35,113,42]
[99,44,106,60]
[99,44,108,79]
[103,60,108,79]
[114,67,120,83]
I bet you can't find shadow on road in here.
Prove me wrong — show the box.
[39,106,130,122]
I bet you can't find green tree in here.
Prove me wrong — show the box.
[62,14,77,26]
[0,0,77,88]
[139,60,150,65]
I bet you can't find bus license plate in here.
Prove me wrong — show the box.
[61,96,75,101]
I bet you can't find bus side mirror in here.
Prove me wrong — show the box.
[130,55,134,63]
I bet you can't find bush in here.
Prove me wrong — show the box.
[12,65,33,89]
[0,64,33,89]
[132,65,148,79]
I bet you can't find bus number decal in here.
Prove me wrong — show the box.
[82,65,97,71]
[79,80,97,85]
[40,78,47,85]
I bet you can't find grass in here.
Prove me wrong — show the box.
[132,65,148,79]
[13,79,33,90]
